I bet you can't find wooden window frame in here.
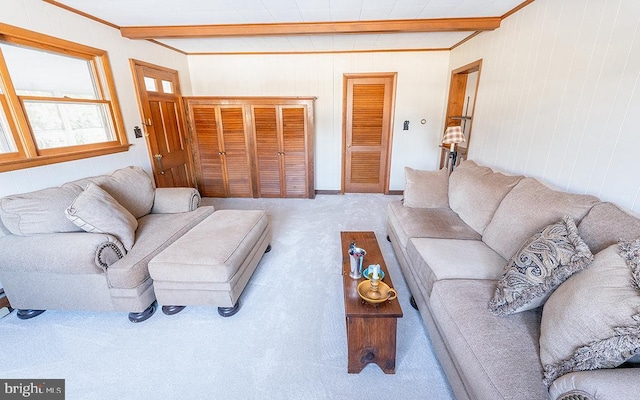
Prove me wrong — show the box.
[0,23,129,172]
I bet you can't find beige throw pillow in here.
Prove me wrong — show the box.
[540,240,640,386]
[65,183,138,251]
[403,167,449,208]
[488,216,593,316]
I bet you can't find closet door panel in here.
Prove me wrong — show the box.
[253,106,282,197]
[220,107,253,197]
[281,107,308,197]
[191,105,225,197]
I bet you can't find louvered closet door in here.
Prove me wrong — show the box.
[253,106,282,197]
[343,75,395,193]
[219,106,253,197]
[190,104,226,197]
[281,106,308,197]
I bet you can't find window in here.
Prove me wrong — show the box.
[0,23,128,172]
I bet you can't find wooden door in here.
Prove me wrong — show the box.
[281,106,308,197]
[131,60,193,187]
[253,106,281,197]
[219,106,253,197]
[343,74,396,193]
[187,102,253,197]
[253,105,309,198]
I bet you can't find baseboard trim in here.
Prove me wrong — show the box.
[315,190,341,195]
[388,190,404,196]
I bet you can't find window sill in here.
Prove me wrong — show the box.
[0,144,132,173]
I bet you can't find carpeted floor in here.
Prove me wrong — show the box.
[0,194,454,400]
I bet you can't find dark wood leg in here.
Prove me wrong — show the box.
[128,302,156,323]
[347,316,398,374]
[17,309,45,320]
[218,300,240,317]
[264,244,272,253]
[162,305,186,315]
[410,296,419,310]
[386,235,391,242]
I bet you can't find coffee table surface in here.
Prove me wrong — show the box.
[341,231,402,318]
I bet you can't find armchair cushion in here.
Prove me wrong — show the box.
[65,183,138,251]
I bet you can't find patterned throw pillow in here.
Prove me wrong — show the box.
[65,183,138,251]
[488,216,593,316]
[540,240,640,386]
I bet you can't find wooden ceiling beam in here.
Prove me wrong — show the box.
[120,17,501,39]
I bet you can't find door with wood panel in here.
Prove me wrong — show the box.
[187,103,253,197]
[343,74,396,193]
[131,60,193,188]
[253,105,309,198]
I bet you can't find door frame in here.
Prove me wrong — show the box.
[129,59,195,187]
[439,59,482,169]
[341,72,397,194]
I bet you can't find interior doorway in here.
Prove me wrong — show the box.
[342,73,397,193]
[130,59,194,188]
[439,60,482,169]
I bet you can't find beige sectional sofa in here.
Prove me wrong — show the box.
[387,160,640,400]
[0,167,214,322]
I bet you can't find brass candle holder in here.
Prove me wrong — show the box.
[357,277,398,304]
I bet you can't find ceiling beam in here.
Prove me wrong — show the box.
[120,17,501,39]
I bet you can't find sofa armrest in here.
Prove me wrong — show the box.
[0,232,126,274]
[151,187,202,214]
[549,368,640,400]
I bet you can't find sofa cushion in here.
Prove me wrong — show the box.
[63,166,155,219]
[105,206,215,289]
[406,237,506,297]
[448,160,522,234]
[387,201,480,249]
[403,167,449,208]
[65,183,138,251]
[429,279,548,400]
[482,177,600,260]
[488,216,593,316]
[539,240,640,386]
[0,185,83,235]
[578,202,640,254]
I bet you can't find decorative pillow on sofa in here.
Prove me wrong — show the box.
[539,240,640,386]
[488,216,593,316]
[65,183,138,251]
[403,167,449,208]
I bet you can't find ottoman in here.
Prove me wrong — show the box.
[148,209,271,317]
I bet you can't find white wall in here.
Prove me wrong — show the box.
[187,51,451,191]
[0,0,192,197]
[451,0,640,213]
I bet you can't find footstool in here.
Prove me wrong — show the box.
[148,209,271,317]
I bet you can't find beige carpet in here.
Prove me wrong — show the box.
[0,194,454,400]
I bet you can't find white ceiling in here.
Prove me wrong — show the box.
[51,0,529,54]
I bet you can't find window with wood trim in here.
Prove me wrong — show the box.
[0,23,128,172]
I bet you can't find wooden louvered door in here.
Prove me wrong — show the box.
[253,105,309,198]
[343,74,396,193]
[187,101,253,197]
[186,97,315,198]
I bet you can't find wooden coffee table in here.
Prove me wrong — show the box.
[341,231,403,374]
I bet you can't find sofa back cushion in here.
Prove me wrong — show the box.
[448,160,523,234]
[577,202,640,254]
[482,177,600,260]
[403,167,449,208]
[63,166,155,219]
[0,185,84,236]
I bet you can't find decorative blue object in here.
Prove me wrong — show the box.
[363,265,385,280]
